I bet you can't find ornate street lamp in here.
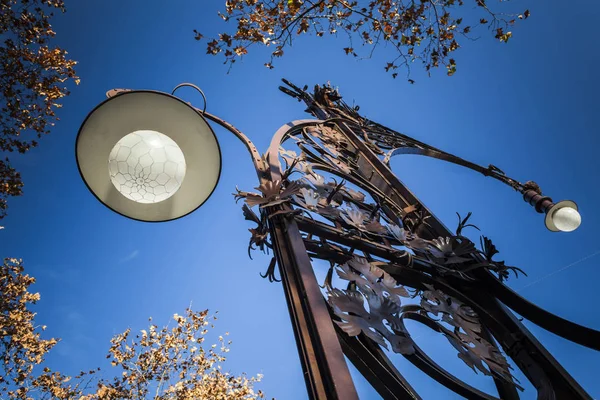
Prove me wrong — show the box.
[76,80,597,400]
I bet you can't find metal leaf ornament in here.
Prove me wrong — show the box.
[323,153,353,175]
[298,159,316,177]
[445,328,521,388]
[330,256,415,354]
[282,142,312,174]
[291,186,340,218]
[457,331,517,383]
[380,271,410,300]
[421,287,481,339]
[336,262,370,288]
[403,208,432,234]
[346,257,381,283]
[363,290,414,354]
[479,236,527,281]
[455,211,480,237]
[339,206,386,234]
[345,257,410,303]
[241,203,261,225]
[443,328,492,375]
[260,257,281,282]
[341,206,367,229]
[363,219,388,235]
[421,286,521,388]
[304,174,337,198]
[302,173,366,206]
[279,147,301,167]
[343,186,366,203]
[329,288,415,354]
[328,288,387,347]
[240,204,271,258]
[308,125,348,149]
[247,228,270,257]
[293,187,320,210]
[387,224,429,250]
[387,224,408,242]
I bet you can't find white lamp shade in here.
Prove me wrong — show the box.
[545,200,581,232]
[76,90,221,222]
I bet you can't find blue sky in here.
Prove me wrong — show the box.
[2,0,600,398]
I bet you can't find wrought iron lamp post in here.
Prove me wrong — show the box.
[76,80,596,400]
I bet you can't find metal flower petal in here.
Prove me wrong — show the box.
[248,180,301,208]
[428,236,476,264]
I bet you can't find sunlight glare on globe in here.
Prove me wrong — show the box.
[108,130,186,203]
[552,206,581,232]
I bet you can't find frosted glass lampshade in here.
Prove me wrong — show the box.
[545,200,581,232]
[76,90,221,222]
[108,130,186,204]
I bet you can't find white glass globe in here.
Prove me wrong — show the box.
[108,130,186,203]
[551,207,582,232]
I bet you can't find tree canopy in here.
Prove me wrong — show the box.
[195,0,529,81]
[0,259,267,399]
[0,0,78,220]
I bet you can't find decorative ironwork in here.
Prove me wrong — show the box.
[109,81,599,399]
[232,80,599,399]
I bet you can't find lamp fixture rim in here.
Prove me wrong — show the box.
[75,89,222,223]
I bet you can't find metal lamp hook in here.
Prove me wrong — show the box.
[172,83,207,115]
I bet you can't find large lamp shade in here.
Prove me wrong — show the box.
[76,90,221,222]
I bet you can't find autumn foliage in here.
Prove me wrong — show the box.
[0,259,267,399]
[196,0,529,81]
[0,0,78,220]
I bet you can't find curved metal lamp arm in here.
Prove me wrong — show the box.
[278,80,577,228]
[169,83,268,178]
[342,118,569,221]
[201,111,268,179]
[279,80,525,191]
[366,123,574,223]
[385,144,525,192]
